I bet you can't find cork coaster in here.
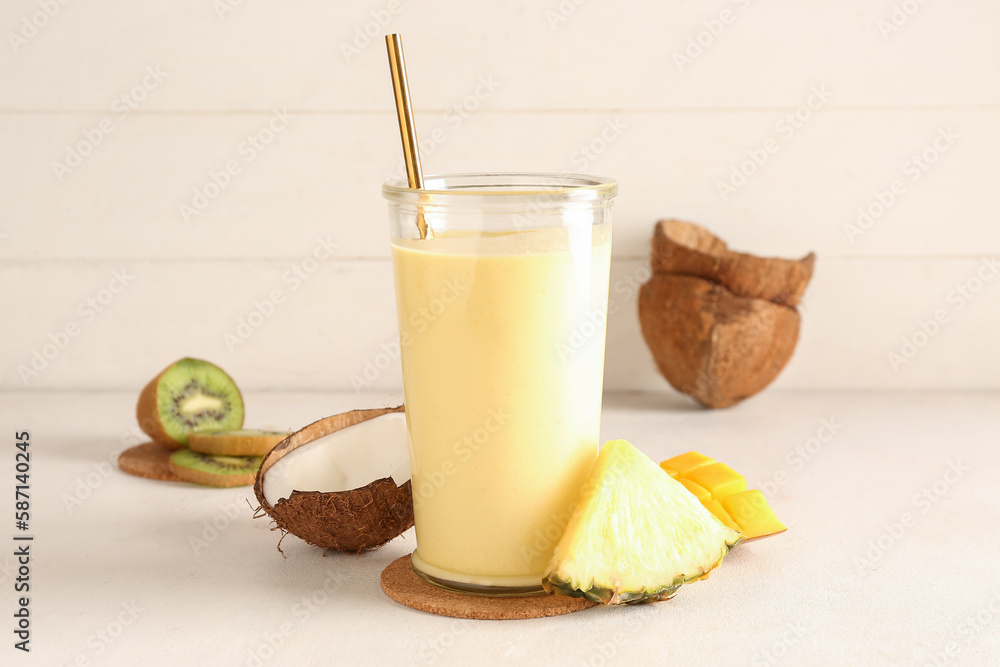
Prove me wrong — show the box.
[118,442,183,482]
[380,555,599,620]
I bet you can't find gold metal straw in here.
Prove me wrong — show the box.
[385,33,428,239]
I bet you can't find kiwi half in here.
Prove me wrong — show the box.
[137,358,244,448]
[169,449,262,488]
[189,430,289,457]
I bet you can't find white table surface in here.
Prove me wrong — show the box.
[3,390,998,667]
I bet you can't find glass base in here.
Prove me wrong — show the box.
[409,551,546,598]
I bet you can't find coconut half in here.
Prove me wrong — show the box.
[651,219,815,307]
[253,406,413,554]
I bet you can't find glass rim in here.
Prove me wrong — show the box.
[382,172,618,204]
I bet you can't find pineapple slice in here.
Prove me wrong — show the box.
[720,490,786,539]
[542,440,743,605]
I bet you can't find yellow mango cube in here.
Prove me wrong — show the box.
[660,451,714,475]
[719,490,786,539]
[678,478,710,502]
[685,462,746,500]
[701,498,741,532]
[659,463,679,478]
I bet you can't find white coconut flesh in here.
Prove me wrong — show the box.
[262,412,410,505]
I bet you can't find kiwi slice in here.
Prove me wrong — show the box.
[168,449,262,488]
[136,358,244,448]
[188,429,289,457]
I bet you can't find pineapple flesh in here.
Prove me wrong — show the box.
[542,440,743,605]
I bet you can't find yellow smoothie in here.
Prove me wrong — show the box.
[391,223,612,588]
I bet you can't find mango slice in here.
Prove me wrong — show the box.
[679,478,710,501]
[659,464,679,478]
[719,490,786,539]
[701,498,741,532]
[685,462,747,500]
[660,451,714,475]
[660,450,786,540]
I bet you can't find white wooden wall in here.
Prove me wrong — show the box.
[3,0,998,392]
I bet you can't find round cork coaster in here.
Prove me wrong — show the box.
[118,442,183,482]
[380,555,599,620]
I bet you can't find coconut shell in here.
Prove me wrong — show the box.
[651,219,815,307]
[253,406,413,554]
[638,274,801,409]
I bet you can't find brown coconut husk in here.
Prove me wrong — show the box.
[639,220,814,408]
[651,219,815,307]
[253,405,413,555]
[639,274,801,408]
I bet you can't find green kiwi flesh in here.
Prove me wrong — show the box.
[169,449,262,487]
[157,359,244,445]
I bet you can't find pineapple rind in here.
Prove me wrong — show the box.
[544,575,685,605]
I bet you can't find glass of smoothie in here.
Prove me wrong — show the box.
[384,173,617,595]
